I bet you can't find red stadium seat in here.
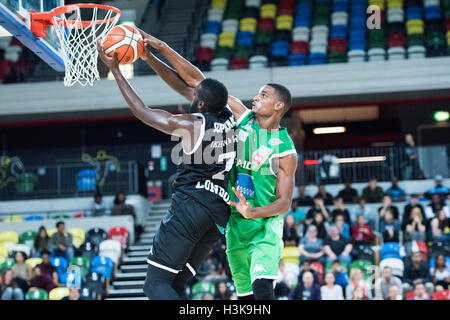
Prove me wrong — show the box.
[195,47,214,63]
[329,38,347,53]
[229,57,249,70]
[446,17,450,31]
[107,226,129,249]
[258,18,275,31]
[433,290,450,300]
[74,213,85,219]
[291,41,308,55]
[278,0,295,16]
[416,242,427,260]
[310,262,324,283]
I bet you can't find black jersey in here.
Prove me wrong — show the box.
[171,107,237,228]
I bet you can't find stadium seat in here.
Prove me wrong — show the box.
[49,287,70,300]
[380,242,402,260]
[325,261,348,274]
[0,231,19,251]
[191,281,216,298]
[86,228,108,247]
[240,17,258,33]
[200,33,218,49]
[11,244,31,257]
[211,58,230,71]
[26,257,42,268]
[79,241,98,260]
[91,256,114,280]
[222,19,239,33]
[276,15,294,31]
[99,240,122,264]
[281,246,300,265]
[0,258,15,272]
[26,288,48,300]
[85,271,106,299]
[24,215,44,221]
[350,259,373,280]
[311,262,324,283]
[433,289,450,300]
[69,256,91,278]
[218,32,236,48]
[380,257,404,278]
[107,226,129,249]
[229,57,249,70]
[65,267,82,288]
[0,245,8,259]
[73,213,85,219]
[68,228,86,249]
[249,55,269,69]
[47,228,57,237]
[3,215,23,223]
[50,256,69,274]
[260,4,277,19]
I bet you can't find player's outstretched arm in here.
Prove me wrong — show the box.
[231,154,297,219]
[97,39,198,140]
[138,29,206,88]
[138,29,248,121]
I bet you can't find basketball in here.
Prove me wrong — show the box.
[103,25,144,64]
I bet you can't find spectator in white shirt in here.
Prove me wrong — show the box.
[321,272,344,300]
[374,266,403,300]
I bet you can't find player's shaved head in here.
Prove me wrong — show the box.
[266,83,292,113]
[196,78,228,114]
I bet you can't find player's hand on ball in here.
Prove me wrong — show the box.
[230,187,253,219]
[96,38,119,70]
[136,27,164,50]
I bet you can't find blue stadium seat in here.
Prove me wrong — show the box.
[380,242,402,260]
[24,215,44,221]
[91,255,114,280]
[204,20,221,35]
[271,41,290,57]
[236,31,254,46]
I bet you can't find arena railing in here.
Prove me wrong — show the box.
[0,161,146,201]
[296,144,450,185]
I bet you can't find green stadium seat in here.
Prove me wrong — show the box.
[191,281,216,297]
[26,288,48,300]
[69,256,91,277]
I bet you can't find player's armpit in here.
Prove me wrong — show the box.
[247,153,297,219]
[227,95,248,121]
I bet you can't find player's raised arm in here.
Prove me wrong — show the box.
[138,29,206,88]
[138,29,248,121]
[97,39,197,142]
[231,153,298,219]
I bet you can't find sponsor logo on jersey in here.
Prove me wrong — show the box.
[235,174,255,200]
[268,138,283,146]
[253,264,266,273]
[236,159,253,170]
[251,146,273,172]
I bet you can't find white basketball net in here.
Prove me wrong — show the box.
[51,6,120,87]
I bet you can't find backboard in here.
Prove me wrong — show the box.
[0,0,65,72]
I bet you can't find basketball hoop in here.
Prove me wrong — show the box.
[30,3,122,87]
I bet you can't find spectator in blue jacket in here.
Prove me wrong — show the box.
[425,175,449,201]
[385,176,406,202]
[330,260,349,290]
[289,271,321,300]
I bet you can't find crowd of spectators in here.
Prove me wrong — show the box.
[0,190,137,300]
[191,175,449,300]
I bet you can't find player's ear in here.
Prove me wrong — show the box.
[197,100,206,113]
[274,101,284,112]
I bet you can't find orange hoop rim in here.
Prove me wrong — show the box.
[31,3,122,30]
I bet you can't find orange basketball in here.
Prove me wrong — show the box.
[103,25,144,64]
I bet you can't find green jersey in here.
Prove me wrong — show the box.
[226,109,296,238]
[225,109,297,296]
